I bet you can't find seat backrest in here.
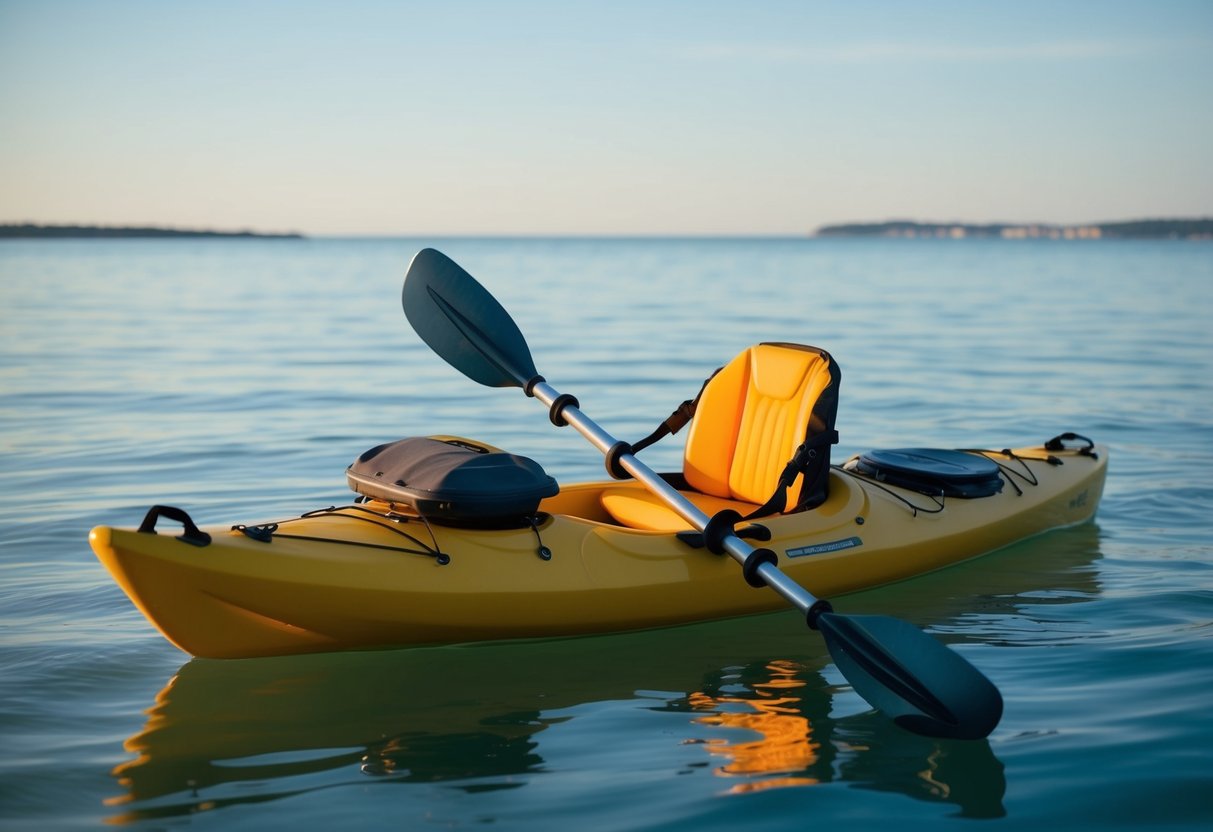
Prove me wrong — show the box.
[683,342,840,511]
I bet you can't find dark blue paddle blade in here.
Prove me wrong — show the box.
[403,248,539,389]
[817,613,1003,739]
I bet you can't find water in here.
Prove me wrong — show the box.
[2,237,1211,829]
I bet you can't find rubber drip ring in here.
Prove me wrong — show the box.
[742,547,778,588]
[548,393,579,426]
[604,441,634,480]
[703,509,742,555]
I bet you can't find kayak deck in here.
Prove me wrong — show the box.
[90,444,1107,659]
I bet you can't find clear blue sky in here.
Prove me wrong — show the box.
[1,0,1210,235]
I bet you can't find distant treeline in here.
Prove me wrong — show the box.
[0,224,304,239]
[816,218,1213,240]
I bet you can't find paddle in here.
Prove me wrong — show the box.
[402,247,1003,740]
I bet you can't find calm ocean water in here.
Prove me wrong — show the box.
[1,237,1211,830]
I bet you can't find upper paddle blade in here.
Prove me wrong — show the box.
[403,248,539,389]
[817,612,1003,740]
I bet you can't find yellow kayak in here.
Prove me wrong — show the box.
[89,440,1106,660]
[89,243,1106,736]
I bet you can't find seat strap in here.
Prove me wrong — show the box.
[629,368,721,455]
[742,428,840,521]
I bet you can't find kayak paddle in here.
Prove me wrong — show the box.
[402,247,1003,740]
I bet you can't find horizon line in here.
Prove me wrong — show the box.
[3,217,1211,241]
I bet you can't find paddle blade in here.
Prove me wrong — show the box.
[403,248,539,388]
[817,613,1003,740]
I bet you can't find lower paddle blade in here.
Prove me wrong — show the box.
[817,613,1003,740]
[403,248,539,389]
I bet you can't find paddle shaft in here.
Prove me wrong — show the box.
[530,380,820,617]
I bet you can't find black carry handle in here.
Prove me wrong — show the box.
[137,505,212,547]
[1044,432,1098,458]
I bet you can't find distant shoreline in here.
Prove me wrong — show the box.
[3,220,1211,241]
[0,224,304,239]
[815,218,1213,240]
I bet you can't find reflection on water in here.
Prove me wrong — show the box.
[686,660,823,790]
[673,659,1006,817]
[105,523,1102,824]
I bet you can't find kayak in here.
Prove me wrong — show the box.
[88,248,1094,739]
[89,436,1105,660]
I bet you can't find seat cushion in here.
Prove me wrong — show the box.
[600,486,761,532]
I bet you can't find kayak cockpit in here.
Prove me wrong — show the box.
[346,343,844,534]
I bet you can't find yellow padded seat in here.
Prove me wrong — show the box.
[684,343,835,504]
[599,487,759,533]
[602,343,840,530]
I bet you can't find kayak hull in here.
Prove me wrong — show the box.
[90,443,1106,659]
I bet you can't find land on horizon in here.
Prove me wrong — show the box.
[1,218,1210,241]
[0,223,304,240]
[815,217,1213,240]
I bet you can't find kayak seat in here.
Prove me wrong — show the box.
[602,342,840,530]
[599,486,759,532]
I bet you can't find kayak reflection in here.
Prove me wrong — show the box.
[106,524,1099,823]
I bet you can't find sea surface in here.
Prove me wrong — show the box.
[1,237,1211,830]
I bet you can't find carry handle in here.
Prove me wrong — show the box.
[137,505,212,547]
[1044,432,1098,458]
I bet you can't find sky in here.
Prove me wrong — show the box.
[1,0,1210,236]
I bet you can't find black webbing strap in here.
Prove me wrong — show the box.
[742,429,840,521]
[629,368,721,456]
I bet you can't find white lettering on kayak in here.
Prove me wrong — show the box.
[785,537,864,558]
